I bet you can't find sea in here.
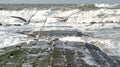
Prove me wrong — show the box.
[0,4,120,57]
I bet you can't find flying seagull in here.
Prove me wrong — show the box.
[32,17,47,45]
[26,17,48,37]
[10,10,38,25]
[53,10,80,22]
[35,17,47,40]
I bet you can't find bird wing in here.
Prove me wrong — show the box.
[26,10,39,24]
[67,10,80,17]
[53,10,80,19]
[10,10,38,25]
[10,16,27,22]
[36,17,47,39]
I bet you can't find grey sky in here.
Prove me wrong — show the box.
[0,0,119,4]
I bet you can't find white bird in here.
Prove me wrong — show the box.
[53,10,80,22]
[10,11,38,25]
[32,17,47,45]
[35,17,47,40]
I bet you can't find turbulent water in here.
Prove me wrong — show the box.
[0,4,120,57]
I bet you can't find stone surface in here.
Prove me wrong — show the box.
[0,38,119,67]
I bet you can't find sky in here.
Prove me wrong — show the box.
[0,0,119,4]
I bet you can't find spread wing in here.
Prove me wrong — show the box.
[26,10,39,24]
[67,11,80,17]
[53,11,80,22]
[10,16,27,22]
[37,17,47,39]
[10,10,39,25]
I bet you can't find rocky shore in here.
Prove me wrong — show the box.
[0,4,120,67]
[0,38,119,67]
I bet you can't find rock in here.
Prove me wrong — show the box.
[90,22,96,25]
[17,26,86,37]
[0,23,2,26]
[31,39,119,67]
[85,43,119,67]
[27,30,84,37]
[0,39,119,67]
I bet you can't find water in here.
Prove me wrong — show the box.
[0,4,77,10]
[0,4,120,57]
[0,4,120,10]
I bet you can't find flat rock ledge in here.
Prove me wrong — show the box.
[0,38,119,67]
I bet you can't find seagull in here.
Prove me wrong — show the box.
[10,10,38,25]
[35,17,47,40]
[53,10,80,22]
[25,17,48,38]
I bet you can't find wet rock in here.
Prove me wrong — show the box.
[111,56,120,65]
[36,39,120,67]
[85,43,119,67]
[31,30,82,37]
[17,26,86,37]
[0,23,2,26]
[0,39,119,67]
[90,22,96,25]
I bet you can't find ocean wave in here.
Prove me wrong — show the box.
[94,4,119,8]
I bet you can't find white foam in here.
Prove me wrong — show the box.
[95,4,118,8]
[0,5,120,53]
[0,31,28,48]
[59,36,85,42]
